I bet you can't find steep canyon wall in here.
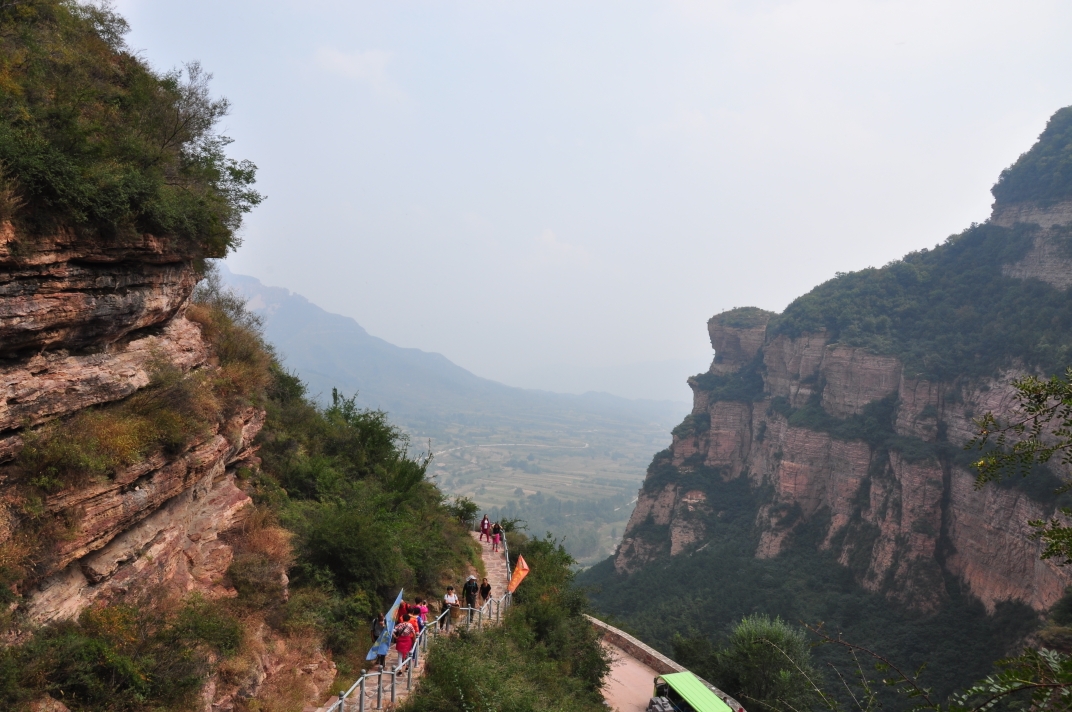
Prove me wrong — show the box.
[616,199,1072,615]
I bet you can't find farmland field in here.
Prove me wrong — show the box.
[415,410,675,566]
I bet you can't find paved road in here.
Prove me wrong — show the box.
[601,640,659,712]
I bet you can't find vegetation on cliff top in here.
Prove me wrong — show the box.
[697,107,1072,382]
[709,307,775,329]
[992,106,1072,207]
[0,0,261,254]
[768,220,1072,380]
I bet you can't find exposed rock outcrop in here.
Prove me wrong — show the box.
[24,407,264,624]
[0,223,198,355]
[996,201,1072,290]
[0,314,207,440]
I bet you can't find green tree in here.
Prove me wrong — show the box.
[677,615,824,712]
[0,1,262,254]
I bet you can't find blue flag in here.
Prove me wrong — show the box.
[366,589,404,661]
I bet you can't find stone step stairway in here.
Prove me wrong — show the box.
[312,531,512,711]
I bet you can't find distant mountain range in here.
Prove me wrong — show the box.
[219,265,689,439]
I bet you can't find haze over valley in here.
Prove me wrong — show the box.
[222,266,686,564]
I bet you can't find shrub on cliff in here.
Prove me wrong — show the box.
[675,615,824,712]
[0,596,242,711]
[245,374,478,676]
[0,1,261,254]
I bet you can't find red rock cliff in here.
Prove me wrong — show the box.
[0,225,336,708]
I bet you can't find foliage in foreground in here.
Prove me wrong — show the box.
[0,0,261,254]
[0,597,241,711]
[971,367,1072,566]
[402,535,609,712]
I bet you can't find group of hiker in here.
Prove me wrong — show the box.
[368,513,506,671]
[479,514,504,552]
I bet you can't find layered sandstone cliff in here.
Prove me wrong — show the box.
[616,200,1072,616]
[0,224,334,708]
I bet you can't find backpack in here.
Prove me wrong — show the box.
[394,621,413,638]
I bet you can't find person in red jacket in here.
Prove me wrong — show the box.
[393,614,417,670]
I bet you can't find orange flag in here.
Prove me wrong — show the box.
[507,555,530,593]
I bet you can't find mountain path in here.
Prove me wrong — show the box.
[312,531,510,711]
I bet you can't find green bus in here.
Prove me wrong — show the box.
[649,671,739,712]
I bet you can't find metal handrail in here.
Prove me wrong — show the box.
[322,533,512,712]
[502,528,512,577]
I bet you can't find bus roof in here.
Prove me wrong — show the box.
[661,672,734,712]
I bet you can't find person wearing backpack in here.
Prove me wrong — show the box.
[463,575,479,621]
[370,612,387,669]
[393,615,416,671]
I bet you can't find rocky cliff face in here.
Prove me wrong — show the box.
[0,224,331,708]
[616,199,1072,615]
[0,225,248,607]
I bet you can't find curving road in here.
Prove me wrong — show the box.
[433,441,590,456]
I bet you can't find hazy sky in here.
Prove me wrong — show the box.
[115,0,1072,401]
